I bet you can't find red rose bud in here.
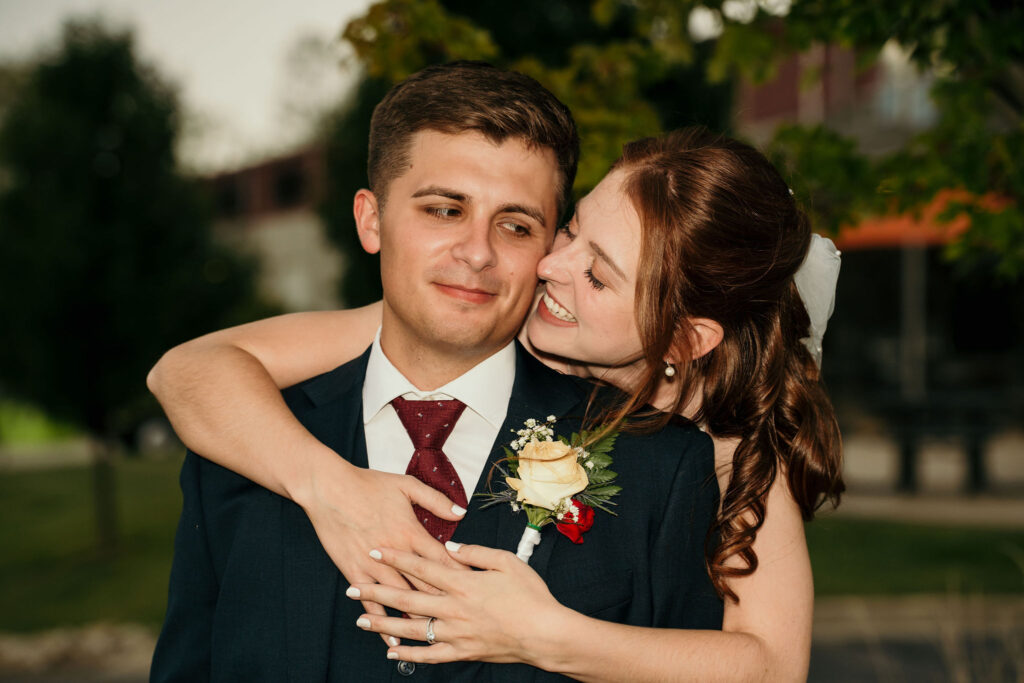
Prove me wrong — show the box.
[555,500,595,544]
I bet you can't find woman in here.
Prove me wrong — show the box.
[149,127,843,681]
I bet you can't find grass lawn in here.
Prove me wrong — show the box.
[1,458,1022,632]
[0,457,182,632]
[807,515,1024,595]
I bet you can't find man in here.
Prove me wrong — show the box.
[151,62,721,682]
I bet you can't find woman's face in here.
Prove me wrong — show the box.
[525,169,648,387]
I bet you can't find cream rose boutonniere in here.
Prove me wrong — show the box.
[479,416,620,562]
[507,439,589,510]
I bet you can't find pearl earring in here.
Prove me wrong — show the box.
[664,362,676,378]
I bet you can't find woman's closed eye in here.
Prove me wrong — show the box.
[584,267,606,291]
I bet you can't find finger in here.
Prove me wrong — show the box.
[442,542,519,571]
[402,572,444,595]
[354,613,434,642]
[368,561,416,591]
[359,599,396,647]
[342,566,402,647]
[401,476,467,521]
[359,561,435,616]
[371,547,455,591]
[386,643,462,665]
[366,534,446,594]
[345,582,440,617]
[342,566,399,647]
[409,534,467,572]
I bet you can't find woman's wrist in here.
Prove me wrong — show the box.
[285,436,354,510]
[524,602,590,673]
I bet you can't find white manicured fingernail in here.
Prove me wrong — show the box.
[388,637,400,647]
[356,617,371,629]
[345,586,360,599]
[386,651,399,660]
[451,504,467,516]
[445,541,462,552]
[369,549,383,560]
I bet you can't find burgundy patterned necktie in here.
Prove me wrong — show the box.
[391,396,468,543]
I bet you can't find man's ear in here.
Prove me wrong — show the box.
[353,189,382,255]
[668,318,724,364]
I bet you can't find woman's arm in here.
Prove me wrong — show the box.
[147,303,468,621]
[148,304,384,496]
[349,464,812,682]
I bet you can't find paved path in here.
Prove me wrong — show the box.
[810,595,1024,682]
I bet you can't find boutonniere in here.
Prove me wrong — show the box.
[479,416,620,562]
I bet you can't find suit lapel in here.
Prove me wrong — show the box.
[453,344,586,579]
[282,350,370,682]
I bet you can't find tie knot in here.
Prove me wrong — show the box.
[391,396,466,450]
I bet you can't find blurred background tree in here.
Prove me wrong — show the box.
[326,0,1021,306]
[670,0,1023,278]
[0,20,273,553]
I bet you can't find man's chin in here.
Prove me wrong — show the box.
[421,320,508,354]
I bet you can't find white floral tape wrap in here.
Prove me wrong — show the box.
[793,233,841,366]
[515,526,542,562]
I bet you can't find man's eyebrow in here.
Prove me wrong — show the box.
[411,186,466,201]
[411,186,548,229]
[589,240,627,280]
[500,203,547,229]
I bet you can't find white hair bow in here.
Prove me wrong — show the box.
[794,233,841,366]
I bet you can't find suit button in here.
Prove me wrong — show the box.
[397,660,416,676]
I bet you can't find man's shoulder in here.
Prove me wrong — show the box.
[588,390,714,482]
[278,345,371,412]
[619,416,713,466]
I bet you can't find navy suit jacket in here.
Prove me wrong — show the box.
[151,344,723,682]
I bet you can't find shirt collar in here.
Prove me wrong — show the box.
[362,328,516,430]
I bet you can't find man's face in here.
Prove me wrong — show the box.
[356,130,560,370]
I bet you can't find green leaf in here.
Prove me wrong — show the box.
[587,468,618,484]
[576,494,619,516]
[525,504,555,527]
[585,484,623,498]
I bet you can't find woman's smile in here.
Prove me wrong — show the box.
[538,290,578,324]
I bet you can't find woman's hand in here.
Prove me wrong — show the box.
[346,543,569,666]
[297,457,470,634]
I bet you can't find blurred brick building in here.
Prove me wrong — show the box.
[208,146,341,312]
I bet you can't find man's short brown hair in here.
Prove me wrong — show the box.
[368,61,579,218]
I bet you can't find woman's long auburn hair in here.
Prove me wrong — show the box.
[598,127,844,602]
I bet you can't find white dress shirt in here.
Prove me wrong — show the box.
[362,330,516,495]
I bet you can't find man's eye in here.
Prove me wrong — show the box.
[499,221,531,237]
[426,207,460,219]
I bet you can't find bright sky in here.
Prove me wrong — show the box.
[0,0,373,171]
